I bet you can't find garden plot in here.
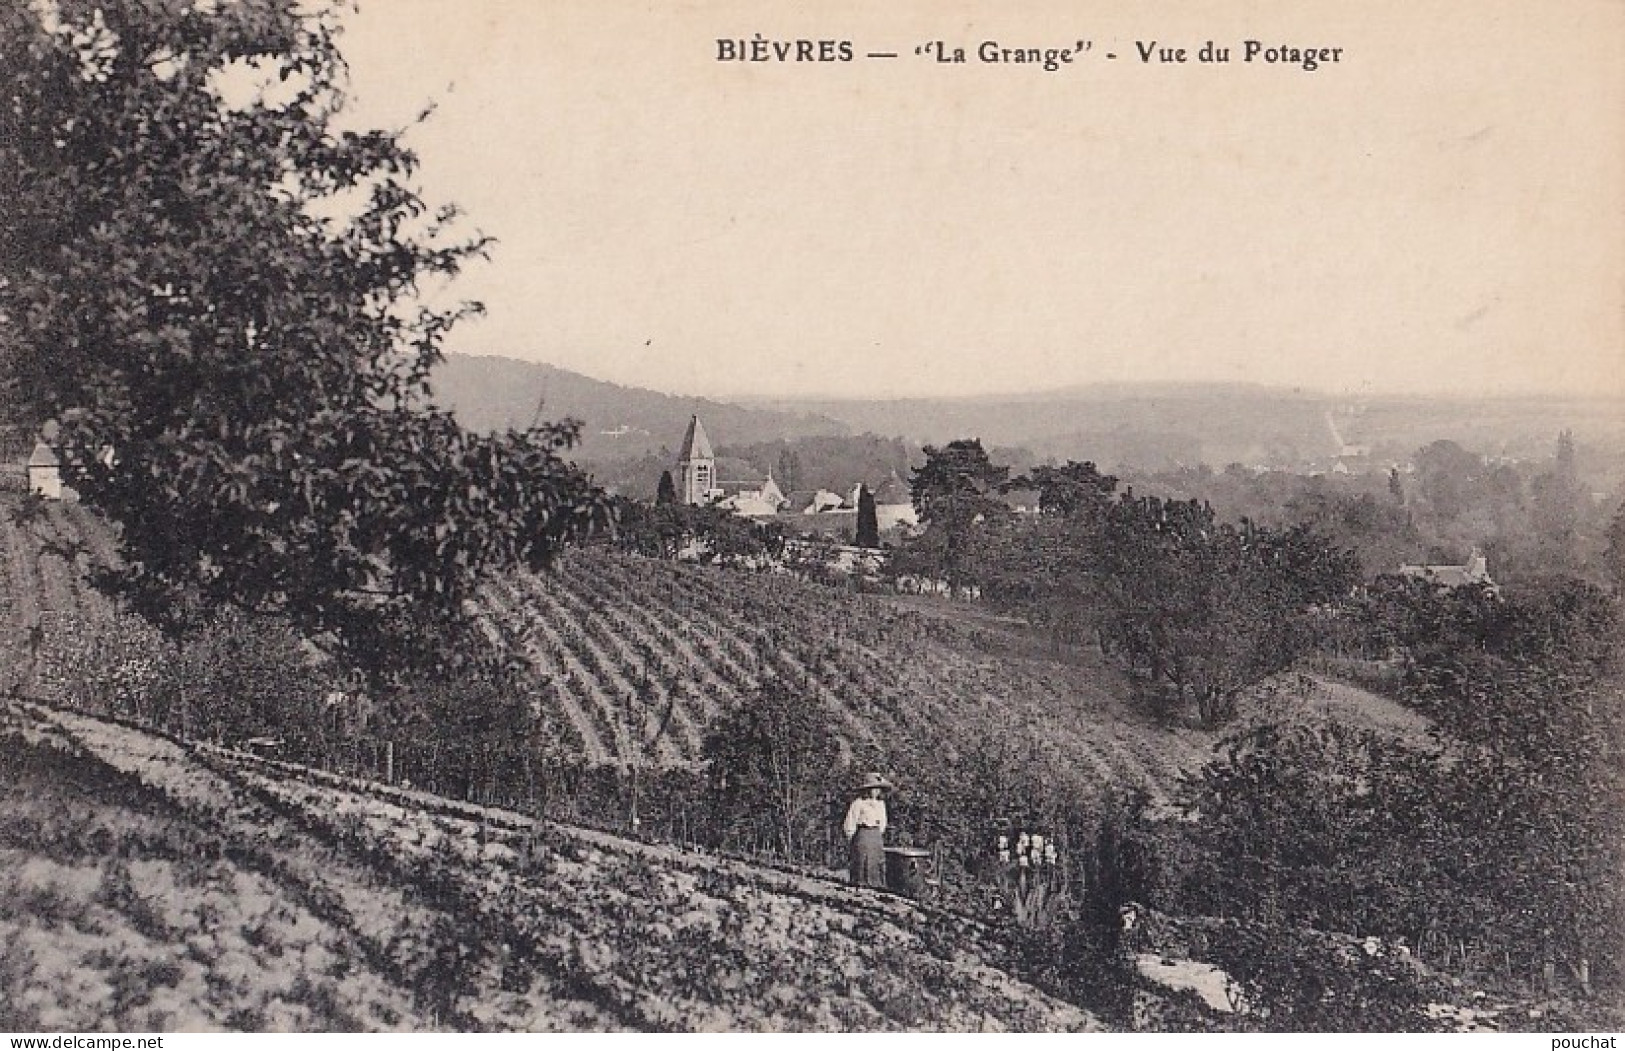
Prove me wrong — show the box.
[14,700,1104,1032]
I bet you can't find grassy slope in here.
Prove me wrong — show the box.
[2,699,1101,1032]
[0,705,437,1032]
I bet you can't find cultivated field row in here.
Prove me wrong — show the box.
[0,500,1214,803]
[2,698,1102,1032]
[489,550,1211,799]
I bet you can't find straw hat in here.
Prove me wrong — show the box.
[856,772,893,792]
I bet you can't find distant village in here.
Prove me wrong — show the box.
[11,414,1540,590]
[658,414,1504,588]
[667,415,921,537]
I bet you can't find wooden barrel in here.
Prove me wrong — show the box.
[884,846,933,899]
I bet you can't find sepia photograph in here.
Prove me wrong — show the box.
[2,0,1623,1037]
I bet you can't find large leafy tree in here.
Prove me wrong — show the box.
[1,0,609,678]
[1411,439,1485,526]
[1097,495,1358,725]
[906,438,1010,595]
[983,461,1119,642]
[1021,460,1118,520]
[1528,430,1585,577]
[1606,500,1625,595]
[909,438,1009,524]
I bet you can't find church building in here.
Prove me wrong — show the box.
[673,415,786,516]
[676,414,717,505]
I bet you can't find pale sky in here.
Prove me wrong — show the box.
[334,0,1625,401]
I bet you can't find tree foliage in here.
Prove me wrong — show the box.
[655,469,677,506]
[1021,460,1119,520]
[855,483,878,548]
[773,447,803,493]
[910,438,1010,524]
[893,444,1358,725]
[1607,501,1625,596]
[977,462,1121,644]
[1176,680,1625,997]
[1129,433,1619,593]
[1094,496,1359,726]
[1,0,610,678]
[701,675,843,862]
[611,498,784,567]
[1167,574,1625,1000]
[906,439,1010,594]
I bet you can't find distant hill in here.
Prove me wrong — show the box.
[744,384,1334,471]
[746,385,1625,477]
[427,355,1625,488]
[428,354,848,461]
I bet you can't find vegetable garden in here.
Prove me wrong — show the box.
[0,697,1101,1031]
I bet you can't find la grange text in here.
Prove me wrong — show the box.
[715,36,1345,73]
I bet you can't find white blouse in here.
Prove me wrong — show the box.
[843,797,888,838]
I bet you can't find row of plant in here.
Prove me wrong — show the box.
[480,581,614,761]
[0,496,43,635]
[524,569,717,764]
[23,700,1103,1032]
[549,557,742,755]
[521,549,1193,798]
[0,703,443,1031]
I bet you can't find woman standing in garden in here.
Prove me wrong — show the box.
[843,772,892,888]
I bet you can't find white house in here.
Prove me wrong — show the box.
[1399,551,1496,592]
[803,488,847,514]
[715,474,787,518]
[871,474,918,532]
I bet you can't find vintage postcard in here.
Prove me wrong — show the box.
[2,0,1621,1038]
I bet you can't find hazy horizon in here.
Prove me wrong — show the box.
[339,1,1623,402]
[445,349,1625,408]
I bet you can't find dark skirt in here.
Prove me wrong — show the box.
[849,826,886,888]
